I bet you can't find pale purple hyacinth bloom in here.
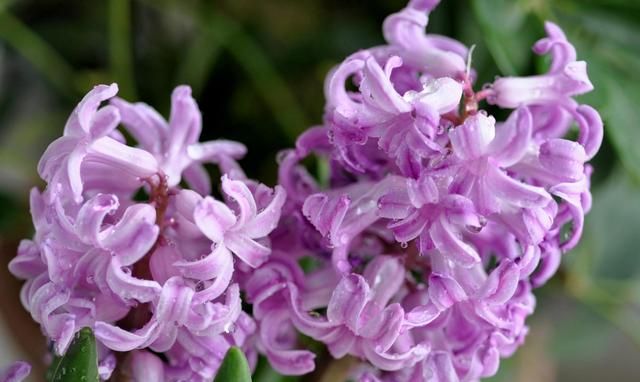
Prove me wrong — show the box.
[272,0,600,380]
[10,84,283,381]
[9,0,602,381]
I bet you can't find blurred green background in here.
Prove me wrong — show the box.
[0,0,639,380]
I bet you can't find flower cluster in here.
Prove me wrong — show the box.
[266,0,602,381]
[8,0,602,381]
[9,84,285,381]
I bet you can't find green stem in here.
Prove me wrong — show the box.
[109,0,137,99]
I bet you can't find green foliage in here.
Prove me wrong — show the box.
[46,328,99,382]
[214,347,252,382]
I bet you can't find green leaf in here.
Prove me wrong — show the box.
[46,328,99,382]
[470,0,541,75]
[214,347,252,382]
[568,169,640,280]
[0,10,76,99]
[108,0,136,99]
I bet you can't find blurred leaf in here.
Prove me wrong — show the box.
[0,111,63,195]
[108,0,136,99]
[214,347,252,382]
[568,169,640,280]
[0,10,76,99]
[46,328,98,382]
[175,28,224,98]
[470,0,540,75]
[139,0,308,142]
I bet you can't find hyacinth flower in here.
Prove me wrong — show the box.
[270,0,601,380]
[9,84,285,381]
[7,0,603,381]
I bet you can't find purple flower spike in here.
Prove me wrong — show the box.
[265,1,601,380]
[11,84,285,381]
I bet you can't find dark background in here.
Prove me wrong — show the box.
[1,0,639,380]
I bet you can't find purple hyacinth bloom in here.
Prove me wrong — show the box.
[9,0,602,380]
[270,0,600,380]
[10,84,284,381]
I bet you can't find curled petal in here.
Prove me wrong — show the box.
[155,277,194,326]
[175,243,232,281]
[427,352,460,382]
[498,202,556,245]
[89,137,158,179]
[0,361,31,382]
[383,7,466,77]
[449,113,496,160]
[9,240,46,280]
[194,196,236,243]
[360,303,404,350]
[361,57,411,114]
[362,342,430,371]
[242,185,286,238]
[64,84,119,136]
[75,194,119,246]
[404,303,440,328]
[403,77,463,116]
[486,166,551,208]
[533,22,576,72]
[106,259,161,303]
[363,256,405,307]
[442,195,483,230]
[574,104,603,160]
[110,98,165,150]
[100,204,159,265]
[225,234,271,268]
[539,138,586,182]
[407,173,438,208]
[37,136,77,182]
[429,273,467,310]
[550,178,587,251]
[302,193,349,240]
[489,107,533,167]
[476,260,520,305]
[389,209,429,244]
[221,175,257,227]
[129,351,165,382]
[89,105,120,140]
[191,246,235,305]
[430,217,480,266]
[167,86,201,162]
[327,275,369,333]
[259,310,316,375]
[327,59,365,120]
[94,320,159,352]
